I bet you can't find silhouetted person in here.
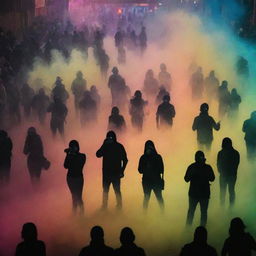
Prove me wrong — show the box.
[192,103,220,151]
[143,69,159,99]
[96,131,128,209]
[236,56,249,78]
[98,49,109,79]
[204,70,219,102]
[129,91,147,131]
[228,88,241,119]
[90,85,101,108]
[156,95,176,128]
[155,86,169,105]
[20,83,35,119]
[51,76,69,104]
[47,97,68,137]
[108,107,126,133]
[23,127,45,185]
[79,226,114,256]
[218,81,231,119]
[217,138,240,206]
[138,26,147,54]
[115,28,124,48]
[242,111,256,160]
[158,63,172,91]
[118,46,126,64]
[185,151,215,226]
[190,67,204,100]
[15,222,46,256]
[222,217,256,256]
[71,71,87,114]
[138,140,164,211]
[31,88,50,125]
[64,140,86,214]
[79,91,97,127]
[115,227,146,256]
[108,67,126,108]
[0,130,12,185]
[180,226,217,256]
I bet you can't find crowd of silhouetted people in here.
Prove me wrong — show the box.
[15,217,256,256]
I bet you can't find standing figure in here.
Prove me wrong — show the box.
[90,85,101,108]
[64,140,86,214]
[115,28,124,48]
[20,83,35,119]
[51,77,69,104]
[108,107,126,133]
[78,226,114,256]
[192,103,220,151]
[228,88,241,119]
[242,111,256,161]
[204,70,219,102]
[158,63,172,91]
[143,69,159,99]
[108,67,126,108]
[156,95,176,128]
[15,223,46,256]
[98,49,109,79]
[185,151,215,226]
[180,226,217,256]
[155,86,169,105]
[0,130,12,185]
[115,227,146,256]
[190,67,204,100]
[138,140,164,211]
[71,71,87,114]
[129,91,147,131]
[117,46,126,65]
[236,56,249,79]
[222,218,256,256]
[47,97,68,137]
[138,26,147,54]
[96,131,128,210]
[217,138,240,207]
[218,81,231,119]
[23,127,45,185]
[79,91,97,127]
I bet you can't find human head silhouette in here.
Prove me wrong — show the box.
[111,106,119,115]
[106,130,117,142]
[229,217,246,236]
[21,223,38,241]
[134,90,142,98]
[160,63,166,71]
[144,140,157,155]
[222,137,232,149]
[69,140,80,153]
[194,226,207,244]
[163,94,170,102]
[77,71,83,79]
[200,103,209,113]
[28,127,36,135]
[112,67,119,75]
[120,227,135,245]
[250,111,256,120]
[195,151,206,163]
[90,226,104,241]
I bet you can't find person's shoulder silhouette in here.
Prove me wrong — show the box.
[15,222,46,256]
[180,226,217,256]
[79,226,114,256]
[115,227,146,256]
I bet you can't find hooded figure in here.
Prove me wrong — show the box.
[184,151,215,226]
[108,106,126,133]
[138,140,164,211]
[180,226,217,256]
[242,111,256,160]
[71,71,87,113]
[192,103,220,151]
[31,88,50,125]
[20,83,35,118]
[143,69,159,99]
[15,223,46,256]
[190,67,204,100]
[129,90,147,131]
[96,131,128,210]
[79,91,97,127]
[64,140,86,214]
[51,77,69,104]
[222,218,256,256]
[228,88,241,119]
[79,226,114,256]
[158,63,172,91]
[218,80,231,119]
[204,70,219,102]
[156,94,176,128]
[115,227,146,256]
[217,138,240,206]
[138,26,147,54]
[47,97,68,137]
[0,130,12,185]
[23,127,45,184]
